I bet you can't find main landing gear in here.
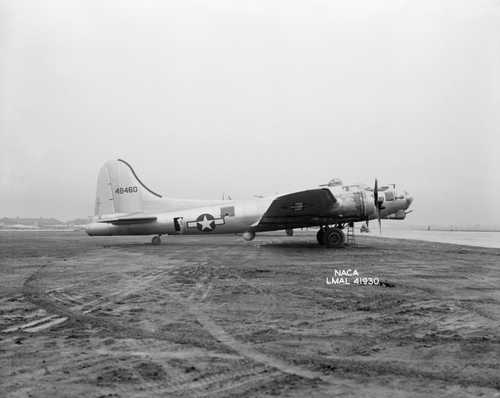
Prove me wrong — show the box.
[316,226,345,248]
[151,235,162,245]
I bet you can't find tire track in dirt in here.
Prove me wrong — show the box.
[1,263,69,335]
[165,252,397,394]
[17,249,495,396]
[15,254,287,397]
[75,271,168,314]
[178,252,328,381]
[143,366,279,397]
[21,260,170,323]
[179,252,500,395]
[401,273,500,324]
[176,255,336,385]
[190,304,322,381]
[196,371,283,398]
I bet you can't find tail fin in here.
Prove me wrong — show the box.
[94,159,162,218]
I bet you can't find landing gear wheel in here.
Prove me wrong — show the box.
[325,228,345,248]
[316,228,326,245]
[152,235,161,245]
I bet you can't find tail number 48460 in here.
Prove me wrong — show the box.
[115,186,138,194]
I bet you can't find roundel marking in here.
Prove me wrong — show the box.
[196,213,216,232]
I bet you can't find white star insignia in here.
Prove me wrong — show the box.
[197,215,214,231]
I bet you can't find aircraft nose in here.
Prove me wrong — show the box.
[406,194,413,208]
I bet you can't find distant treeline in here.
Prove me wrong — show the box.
[415,225,500,232]
[364,223,500,233]
[0,217,90,226]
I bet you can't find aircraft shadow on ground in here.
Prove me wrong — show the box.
[256,241,375,250]
[100,240,375,251]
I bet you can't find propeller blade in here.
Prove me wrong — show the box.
[374,179,382,234]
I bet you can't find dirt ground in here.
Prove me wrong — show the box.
[1,231,500,398]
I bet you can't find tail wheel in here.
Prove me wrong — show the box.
[316,229,326,245]
[242,231,256,241]
[152,235,161,245]
[326,228,345,248]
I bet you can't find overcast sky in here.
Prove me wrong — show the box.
[1,0,499,225]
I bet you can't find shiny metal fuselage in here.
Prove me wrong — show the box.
[86,185,412,237]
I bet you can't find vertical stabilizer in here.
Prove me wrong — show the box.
[94,159,162,218]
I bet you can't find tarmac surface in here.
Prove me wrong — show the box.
[366,228,500,249]
[1,231,500,397]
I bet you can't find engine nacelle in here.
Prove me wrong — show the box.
[384,210,406,220]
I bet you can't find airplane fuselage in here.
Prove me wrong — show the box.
[86,186,412,237]
[85,159,413,246]
[87,198,268,236]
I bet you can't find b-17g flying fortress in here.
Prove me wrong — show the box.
[2,1,499,397]
[86,159,414,247]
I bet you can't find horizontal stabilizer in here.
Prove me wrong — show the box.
[98,216,157,225]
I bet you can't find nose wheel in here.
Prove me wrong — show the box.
[317,227,345,248]
[151,235,162,245]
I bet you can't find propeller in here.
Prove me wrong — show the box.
[374,178,382,233]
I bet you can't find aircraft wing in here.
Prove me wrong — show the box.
[97,214,157,225]
[256,188,337,227]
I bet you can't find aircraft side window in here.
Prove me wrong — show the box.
[385,191,395,201]
[220,206,235,217]
[174,217,182,232]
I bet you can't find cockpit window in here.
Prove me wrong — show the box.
[395,189,406,200]
[343,184,361,192]
[385,191,395,201]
